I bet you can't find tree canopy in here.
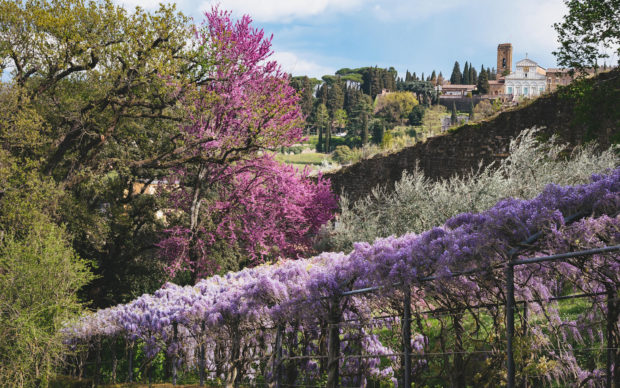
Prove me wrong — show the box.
[553,0,620,71]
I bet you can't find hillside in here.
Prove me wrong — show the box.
[326,69,620,201]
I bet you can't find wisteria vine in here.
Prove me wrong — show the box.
[65,167,620,386]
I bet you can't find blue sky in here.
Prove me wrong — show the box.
[101,1,617,78]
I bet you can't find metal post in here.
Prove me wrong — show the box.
[606,287,615,388]
[95,338,101,385]
[327,299,341,388]
[172,322,178,386]
[274,324,284,388]
[506,263,516,388]
[128,343,134,383]
[199,321,206,387]
[402,286,412,388]
[453,313,465,388]
[521,302,528,388]
[111,338,117,384]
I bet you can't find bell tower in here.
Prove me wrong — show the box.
[497,43,513,76]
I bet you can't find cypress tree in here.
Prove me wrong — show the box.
[430,70,437,85]
[301,76,314,117]
[477,66,490,94]
[450,61,462,84]
[450,102,458,125]
[325,120,332,152]
[463,62,470,84]
[326,79,344,115]
[412,72,417,81]
[317,83,328,105]
[405,70,412,82]
[469,101,475,120]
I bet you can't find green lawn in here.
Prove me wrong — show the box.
[275,151,330,166]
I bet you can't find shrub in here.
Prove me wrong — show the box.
[408,104,426,126]
[332,145,357,164]
[316,127,619,252]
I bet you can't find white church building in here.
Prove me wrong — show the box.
[504,57,547,98]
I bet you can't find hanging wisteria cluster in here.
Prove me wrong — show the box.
[64,167,620,386]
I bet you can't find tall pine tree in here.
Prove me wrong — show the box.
[477,66,490,94]
[463,62,470,84]
[450,61,462,84]
[326,79,344,115]
[450,102,458,125]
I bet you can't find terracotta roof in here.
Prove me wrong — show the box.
[442,84,476,89]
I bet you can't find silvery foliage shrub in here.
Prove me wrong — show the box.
[318,127,619,252]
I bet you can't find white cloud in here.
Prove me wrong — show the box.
[201,0,364,22]
[271,50,335,78]
[369,0,469,21]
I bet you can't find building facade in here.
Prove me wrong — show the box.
[440,84,477,96]
[545,68,574,92]
[497,43,513,76]
[504,58,546,98]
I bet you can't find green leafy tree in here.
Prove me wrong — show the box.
[553,0,620,72]
[375,91,419,124]
[0,148,93,387]
[0,0,199,306]
[408,104,426,126]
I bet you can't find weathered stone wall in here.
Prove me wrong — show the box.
[326,70,619,202]
[438,96,485,111]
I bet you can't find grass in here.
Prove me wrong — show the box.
[275,151,331,166]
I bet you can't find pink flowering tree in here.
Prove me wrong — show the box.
[157,8,337,279]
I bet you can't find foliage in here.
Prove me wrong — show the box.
[65,165,620,386]
[320,128,619,252]
[472,98,502,120]
[0,0,200,306]
[450,61,462,84]
[557,68,620,144]
[477,67,490,94]
[374,91,418,124]
[450,102,458,125]
[397,80,436,105]
[408,104,426,126]
[370,120,385,145]
[553,0,620,72]
[332,145,357,164]
[156,8,337,279]
[0,153,93,387]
